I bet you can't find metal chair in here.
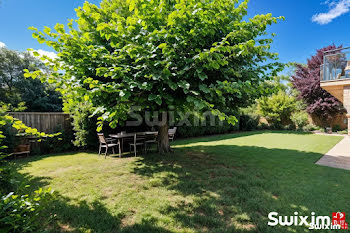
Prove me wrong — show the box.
[129,133,145,157]
[145,133,158,153]
[97,133,119,159]
[168,127,177,142]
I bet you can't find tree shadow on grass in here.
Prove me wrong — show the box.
[131,142,349,233]
[11,159,174,233]
[47,196,172,233]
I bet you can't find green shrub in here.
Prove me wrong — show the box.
[258,123,270,130]
[303,124,322,132]
[177,118,239,138]
[39,125,74,155]
[283,124,296,131]
[332,124,342,132]
[0,107,56,232]
[337,130,348,135]
[239,114,259,131]
[1,123,17,154]
[0,188,54,233]
[257,91,297,128]
[291,111,309,130]
[0,157,13,194]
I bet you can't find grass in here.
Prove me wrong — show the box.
[14,131,350,233]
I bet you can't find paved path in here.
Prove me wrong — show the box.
[316,136,350,170]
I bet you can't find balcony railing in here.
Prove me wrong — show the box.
[321,47,350,82]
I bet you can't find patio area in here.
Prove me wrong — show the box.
[316,135,350,170]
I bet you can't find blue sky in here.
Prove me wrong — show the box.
[0,0,349,64]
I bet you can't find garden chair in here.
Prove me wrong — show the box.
[145,133,158,153]
[129,133,145,157]
[168,127,177,142]
[97,133,119,159]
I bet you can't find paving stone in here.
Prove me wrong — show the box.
[316,136,350,170]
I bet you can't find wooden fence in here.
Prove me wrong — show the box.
[8,112,71,133]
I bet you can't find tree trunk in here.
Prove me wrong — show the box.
[158,122,172,154]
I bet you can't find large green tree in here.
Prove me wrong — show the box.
[0,47,62,112]
[27,0,284,153]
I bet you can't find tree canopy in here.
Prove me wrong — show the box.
[0,47,62,112]
[27,0,284,153]
[291,45,345,124]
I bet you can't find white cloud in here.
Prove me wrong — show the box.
[312,0,350,24]
[0,41,6,48]
[30,49,57,60]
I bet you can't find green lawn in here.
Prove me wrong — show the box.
[15,131,350,233]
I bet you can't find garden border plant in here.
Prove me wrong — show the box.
[0,105,58,233]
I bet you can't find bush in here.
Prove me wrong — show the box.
[337,130,348,135]
[239,114,260,131]
[258,123,270,130]
[0,157,13,194]
[291,111,309,130]
[177,117,239,138]
[0,188,54,233]
[303,124,323,132]
[0,108,56,232]
[332,124,342,132]
[257,91,297,128]
[1,123,17,154]
[283,124,296,131]
[39,125,74,155]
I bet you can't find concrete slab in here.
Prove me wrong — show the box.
[316,136,350,170]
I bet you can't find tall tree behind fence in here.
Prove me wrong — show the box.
[8,112,71,133]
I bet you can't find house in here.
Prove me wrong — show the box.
[320,47,350,135]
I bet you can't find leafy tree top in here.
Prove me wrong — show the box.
[26,0,284,130]
[0,47,62,112]
[291,45,345,122]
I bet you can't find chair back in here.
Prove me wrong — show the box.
[97,133,107,144]
[145,132,157,141]
[136,132,146,141]
[168,127,177,135]
[132,133,145,144]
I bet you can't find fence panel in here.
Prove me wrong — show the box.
[8,112,71,133]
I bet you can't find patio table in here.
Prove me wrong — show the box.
[109,131,158,156]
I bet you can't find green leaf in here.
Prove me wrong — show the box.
[24,73,32,78]
[168,82,177,90]
[43,26,51,35]
[199,84,210,93]
[158,43,167,49]
[28,26,38,31]
[148,94,157,101]
[37,37,45,44]
[129,0,135,11]
[155,97,162,105]
[198,72,208,81]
